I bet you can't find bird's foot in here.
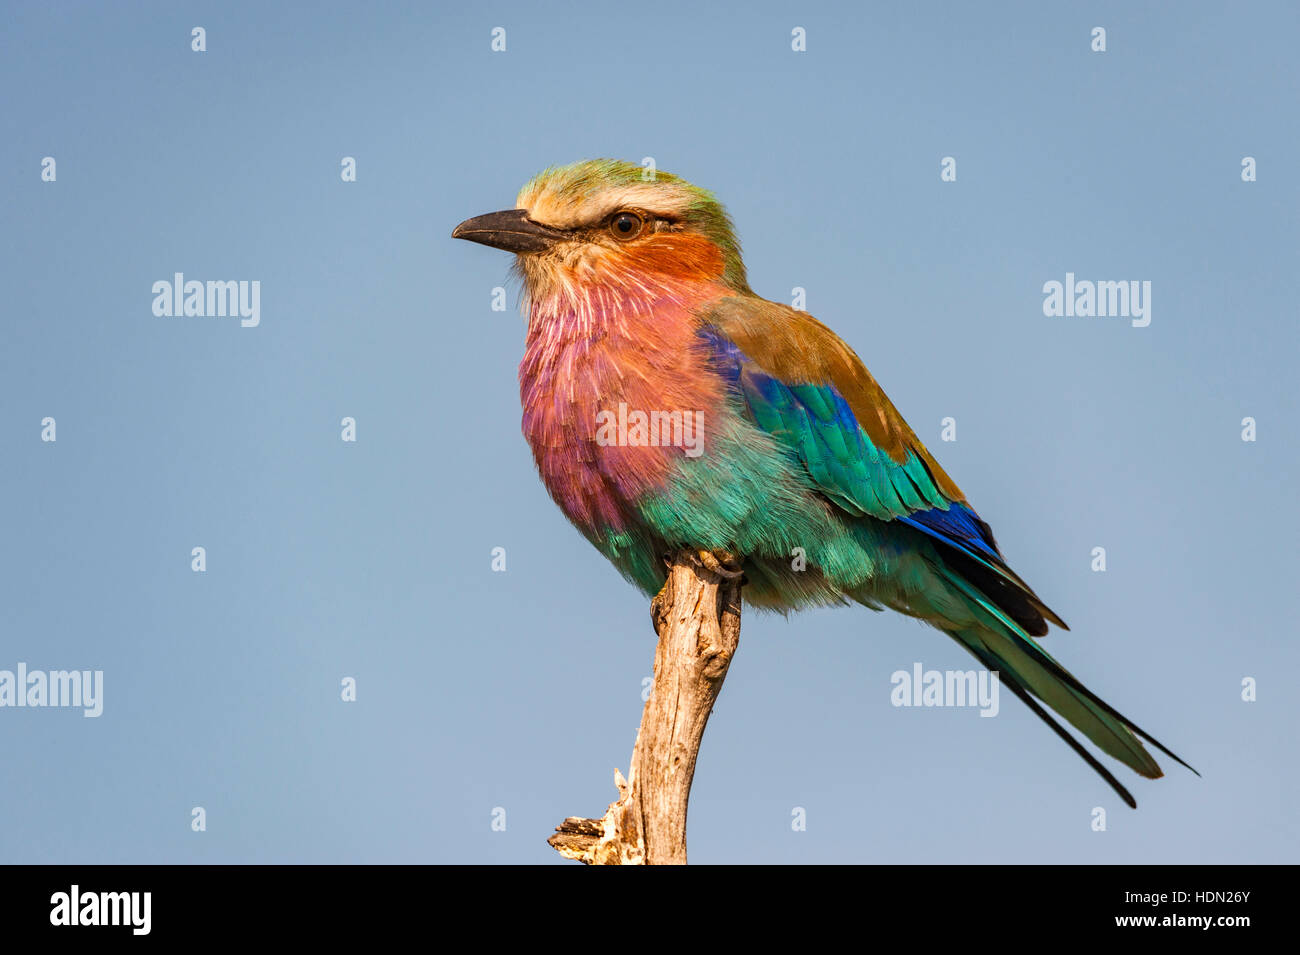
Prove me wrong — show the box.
[692,549,744,580]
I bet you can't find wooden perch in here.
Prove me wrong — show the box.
[548,549,744,865]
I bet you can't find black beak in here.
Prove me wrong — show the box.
[451,208,567,254]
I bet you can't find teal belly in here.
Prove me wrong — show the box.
[585,413,922,612]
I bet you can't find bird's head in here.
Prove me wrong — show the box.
[452,159,749,308]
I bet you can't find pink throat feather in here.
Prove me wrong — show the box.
[518,270,730,533]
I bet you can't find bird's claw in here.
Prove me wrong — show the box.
[693,549,745,580]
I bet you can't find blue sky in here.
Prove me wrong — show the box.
[1,0,1296,863]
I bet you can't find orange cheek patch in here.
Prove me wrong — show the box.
[621,234,726,282]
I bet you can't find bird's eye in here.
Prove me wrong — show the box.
[610,212,644,241]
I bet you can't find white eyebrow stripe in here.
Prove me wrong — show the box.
[518,183,696,229]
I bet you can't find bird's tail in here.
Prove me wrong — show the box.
[940,573,1196,808]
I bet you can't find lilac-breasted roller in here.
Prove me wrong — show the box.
[453,159,1194,807]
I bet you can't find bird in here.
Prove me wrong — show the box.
[452,158,1195,808]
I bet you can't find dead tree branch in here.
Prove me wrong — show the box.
[548,549,743,865]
